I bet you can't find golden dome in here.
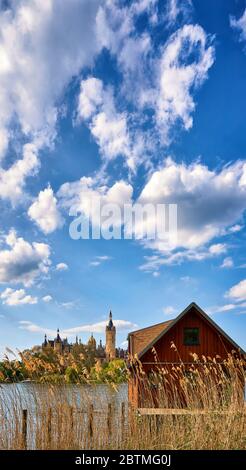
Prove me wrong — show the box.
[88,333,96,348]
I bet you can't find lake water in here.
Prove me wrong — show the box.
[0,382,128,412]
[0,382,129,449]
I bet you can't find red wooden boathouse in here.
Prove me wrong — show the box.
[128,302,245,407]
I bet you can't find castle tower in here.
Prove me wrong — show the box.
[54,328,62,353]
[105,310,116,360]
[42,334,48,350]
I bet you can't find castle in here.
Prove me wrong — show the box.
[41,311,125,362]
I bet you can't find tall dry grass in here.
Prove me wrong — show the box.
[0,353,245,450]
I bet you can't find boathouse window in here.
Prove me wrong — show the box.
[184,327,199,345]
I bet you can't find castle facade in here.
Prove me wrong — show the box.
[41,310,125,362]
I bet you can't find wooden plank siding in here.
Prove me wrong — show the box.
[141,305,235,365]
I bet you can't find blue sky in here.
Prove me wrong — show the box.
[0,0,246,357]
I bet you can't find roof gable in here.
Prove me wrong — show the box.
[130,302,245,359]
[129,320,173,357]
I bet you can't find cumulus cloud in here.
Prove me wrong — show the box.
[96,2,214,157]
[58,176,133,231]
[0,230,51,286]
[0,141,39,205]
[56,262,68,271]
[59,157,246,267]
[0,0,102,201]
[137,158,246,254]
[28,186,64,234]
[19,318,137,337]
[1,288,37,306]
[77,77,143,170]
[226,279,246,302]
[96,0,151,74]
[155,24,214,142]
[0,0,102,155]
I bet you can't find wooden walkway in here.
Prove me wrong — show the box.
[137,407,246,416]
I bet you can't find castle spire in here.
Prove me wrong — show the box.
[108,310,113,329]
[56,328,61,342]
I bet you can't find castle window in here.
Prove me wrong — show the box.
[184,328,199,346]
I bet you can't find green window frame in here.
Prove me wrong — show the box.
[184,327,200,346]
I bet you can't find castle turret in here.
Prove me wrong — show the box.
[105,310,116,360]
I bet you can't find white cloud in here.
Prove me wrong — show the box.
[59,157,246,268]
[0,0,102,156]
[156,24,215,142]
[78,77,142,170]
[28,186,64,234]
[228,224,243,233]
[0,141,39,205]
[58,301,77,309]
[226,279,246,302]
[221,257,234,269]
[139,246,228,272]
[78,77,104,120]
[1,288,37,306]
[0,0,102,202]
[230,8,246,42]
[130,0,158,17]
[58,176,133,229]
[137,158,246,255]
[207,304,236,315]
[94,3,215,165]
[209,244,227,255]
[96,0,154,83]
[152,271,160,277]
[163,305,176,315]
[56,262,68,271]
[42,295,52,303]
[89,255,112,267]
[180,275,192,282]
[0,229,51,286]
[19,318,137,337]
[164,0,193,28]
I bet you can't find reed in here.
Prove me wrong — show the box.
[0,353,245,450]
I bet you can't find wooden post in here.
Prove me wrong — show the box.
[121,402,125,440]
[88,404,94,440]
[128,404,135,435]
[22,409,27,450]
[107,403,112,437]
[70,406,74,432]
[47,408,52,448]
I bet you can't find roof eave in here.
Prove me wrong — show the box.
[137,302,246,359]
